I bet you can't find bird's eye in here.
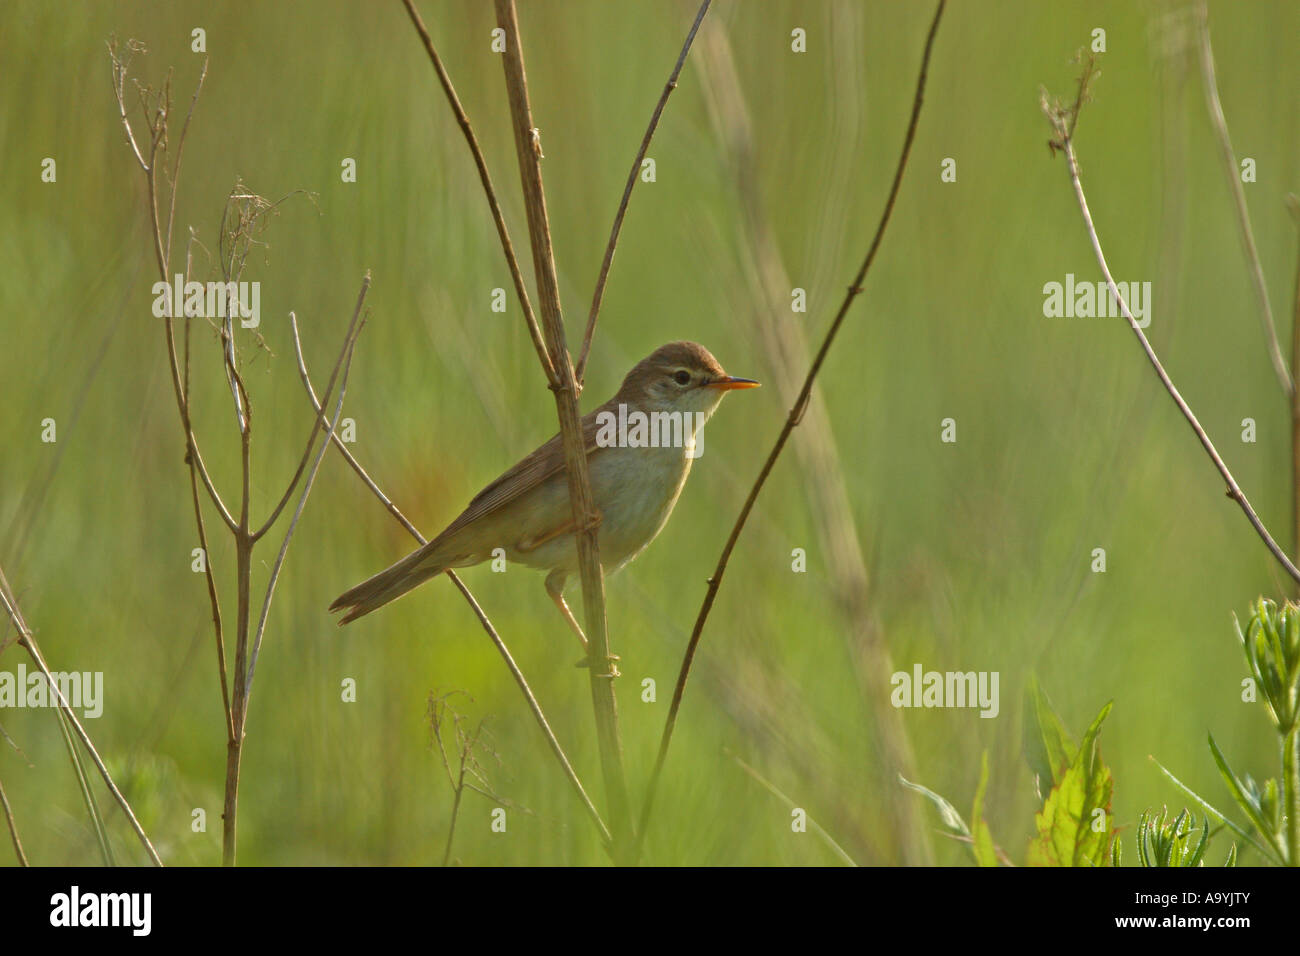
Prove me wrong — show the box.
[672,370,692,386]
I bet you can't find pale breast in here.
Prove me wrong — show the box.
[506,442,693,576]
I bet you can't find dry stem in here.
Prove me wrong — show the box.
[399,0,557,387]
[1042,63,1300,589]
[637,0,947,855]
[493,0,633,861]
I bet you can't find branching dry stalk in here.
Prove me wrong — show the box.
[637,0,947,856]
[429,691,507,866]
[110,40,373,865]
[1041,57,1300,590]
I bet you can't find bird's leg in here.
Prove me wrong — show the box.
[546,571,588,652]
[545,569,620,677]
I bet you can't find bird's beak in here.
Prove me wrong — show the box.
[706,376,760,391]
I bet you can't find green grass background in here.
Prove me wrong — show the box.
[2,0,1299,865]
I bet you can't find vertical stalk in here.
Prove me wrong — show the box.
[1290,208,1300,587]
[1284,726,1298,865]
[223,526,252,866]
[493,0,634,861]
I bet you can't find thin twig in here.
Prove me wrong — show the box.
[242,300,368,717]
[695,13,930,864]
[253,278,371,541]
[637,0,947,856]
[292,319,611,846]
[0,565,163,866]
[1042,82,1300,588]
[178,239,234,740]
[400,0,557,387]
[111,43,237,532]
[573,0,712,384]
[1195,2,1291,397]
[55,706,114,866]
[726,749,857,866]
[0,774,26,866]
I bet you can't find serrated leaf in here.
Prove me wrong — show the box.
[1026,701,1113,866]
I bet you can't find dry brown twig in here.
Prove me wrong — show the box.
[492,0,634,861]
[637,0,948,856]
[399,0,557,387]
[1041,54,1300,589]
[693,10,931,865]
[573,0,713,384]
[398,0,715,863]
[0,773,26,866]
[428,691,517,866]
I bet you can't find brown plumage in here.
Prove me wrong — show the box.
[329,342,757,631]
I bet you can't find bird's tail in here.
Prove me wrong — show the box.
[329,548,446,625]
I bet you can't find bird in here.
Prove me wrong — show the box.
[329,341,758,655]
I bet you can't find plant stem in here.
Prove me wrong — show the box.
[494,0,634,861]
[1284,726,1298,865]
[1196,2,1291,397]
[223,535,251,867]
[1046,123,1300,588]
[637,0,946,858]
[0,775,26,866]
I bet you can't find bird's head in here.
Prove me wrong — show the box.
[616,341,759,419]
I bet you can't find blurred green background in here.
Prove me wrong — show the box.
[2,0,1299,866]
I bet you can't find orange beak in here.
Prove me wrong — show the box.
[706,376,760,391]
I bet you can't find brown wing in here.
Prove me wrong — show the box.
[438,404,610,539]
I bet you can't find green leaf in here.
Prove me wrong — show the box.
[1137,808,1210,867]
[1026,701,1113,866]
[1207,733,1285,863]
[1149,756,1274,860]
[1024,676,1076,798]
[970,751,998,867]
